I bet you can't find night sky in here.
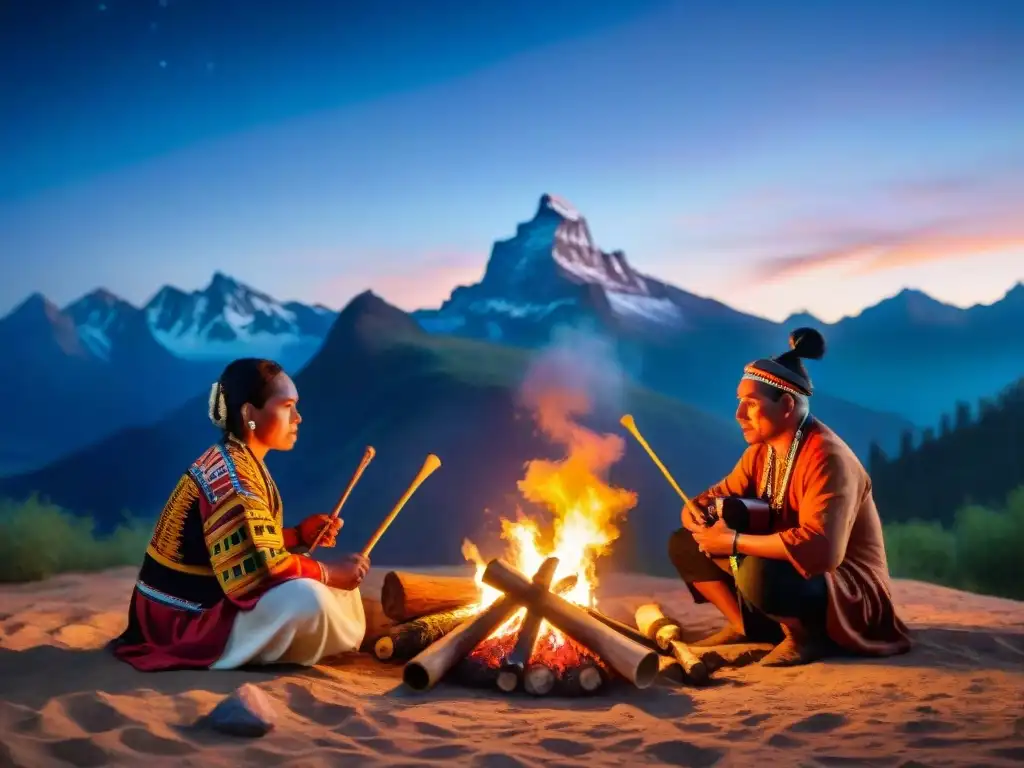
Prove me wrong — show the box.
[1,0,1022,321]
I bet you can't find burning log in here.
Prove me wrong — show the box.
[482,559,660,689]
[635,603,710,686]
[373,604,480,661]
[551,574,578,594]
[380,571,482,623]
[496,557,560,694]
[403,595,520,692]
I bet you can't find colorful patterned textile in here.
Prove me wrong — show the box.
[111,436,328,671]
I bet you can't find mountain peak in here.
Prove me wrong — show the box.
[305,291,423,377]
[0,292,87,358]
[66,288,135,313]
[783,310,827,328]
[536,193,582,222]
[207,271,241,293]
[335,290,423,336]
[6,292,61,323]
[848,286,965,328]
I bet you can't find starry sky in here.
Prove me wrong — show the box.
[1,0,1022,322]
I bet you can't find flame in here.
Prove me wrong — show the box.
[462,385,637,647]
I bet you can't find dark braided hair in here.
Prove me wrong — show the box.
[207,358,285,441]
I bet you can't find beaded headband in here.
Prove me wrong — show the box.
[741,364,809,397]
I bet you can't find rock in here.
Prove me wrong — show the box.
[205,683,277,737]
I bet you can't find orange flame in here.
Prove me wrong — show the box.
[462,385,637,646]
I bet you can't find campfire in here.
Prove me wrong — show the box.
[369,383,710,696]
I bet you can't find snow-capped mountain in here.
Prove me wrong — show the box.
[0,276,338,474]
[145,272,336,368]
[414,193,770,344]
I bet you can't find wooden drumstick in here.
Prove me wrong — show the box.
[619,414,702,520]
[361,454,442,558]
[306,446,376,555]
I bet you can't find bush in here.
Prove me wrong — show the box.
[0,495,151,583]
[884,485,1024,600]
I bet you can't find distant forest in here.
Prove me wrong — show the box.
[870,377,1024,525]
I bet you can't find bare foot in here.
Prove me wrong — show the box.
[760,636,824,667]
[690,625,747,647]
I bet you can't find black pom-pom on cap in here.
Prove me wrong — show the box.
[788,327,826,360]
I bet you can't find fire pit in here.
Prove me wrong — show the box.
[398,556,659,696]
[371,385,708,695]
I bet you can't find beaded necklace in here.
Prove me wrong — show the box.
[759,412,811,516]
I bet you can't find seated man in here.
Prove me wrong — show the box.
[111,357,370,671]
[668,328,912,666]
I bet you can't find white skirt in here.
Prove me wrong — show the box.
[210,578,366,669]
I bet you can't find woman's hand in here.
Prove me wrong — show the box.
[298,514,343,548]
[691,519,737,558]
[325,553,370,590]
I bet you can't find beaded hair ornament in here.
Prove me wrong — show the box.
[207,382,228,429]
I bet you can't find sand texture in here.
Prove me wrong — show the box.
[1,566,1022,767]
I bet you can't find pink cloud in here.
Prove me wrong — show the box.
[309,249,486,311]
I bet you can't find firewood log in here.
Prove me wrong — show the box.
[403,594,520,691]
[453,656,500,688]
[496,557,560,693]
[381,571,482,622]
[635,603,710,686]
[557,662,604,696]
[374,605,480,661]
[522,663,555,695]
[585,607,661,652]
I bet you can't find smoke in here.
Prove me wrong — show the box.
[515,326,636,526]
[517,326,626,419]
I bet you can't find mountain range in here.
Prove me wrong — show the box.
[0,193,1021,562]
[0,274,336,474]
[0,292,747,572]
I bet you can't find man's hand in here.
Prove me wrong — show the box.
[298,514,343,548]
[691,518,737,557]
[325,553,371,591]
[681,500,707,532]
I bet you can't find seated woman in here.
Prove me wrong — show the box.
[111,358,370,672]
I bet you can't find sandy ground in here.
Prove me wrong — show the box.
[1,566,1022,767]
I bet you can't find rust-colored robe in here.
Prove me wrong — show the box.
[694,419,912,657]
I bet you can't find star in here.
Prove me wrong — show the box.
[159,60,167,68]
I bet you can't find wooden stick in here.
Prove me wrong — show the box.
[361,453,441,558]
[306,446,376,554]
[635,603,710,686]
[482,559,660,689]
[585,607,662,652]
[619,414,703,522]
[402,594,519,692]
[374,605,481,661]
[496,557,560,693]
[380,571,481,622]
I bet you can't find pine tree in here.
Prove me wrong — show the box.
[871,377,1024,525]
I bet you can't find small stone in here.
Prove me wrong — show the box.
[205,683,277,737]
